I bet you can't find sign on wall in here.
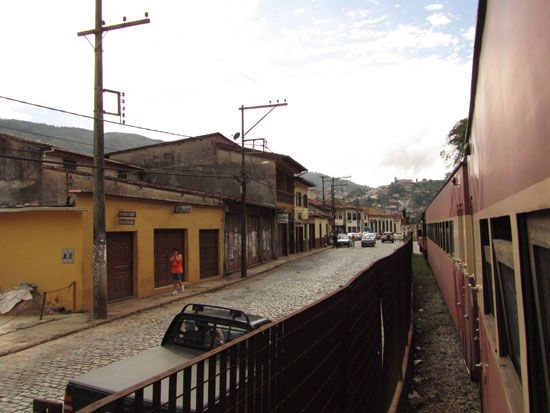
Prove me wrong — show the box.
[174,205,192,214]
[61,248,74,264]
[277,213,289,224]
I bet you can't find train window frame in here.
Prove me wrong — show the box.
[493,238,522,378]
[523,213,550,411]
[480,219,495,315]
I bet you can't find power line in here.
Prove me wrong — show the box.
[0,124,122,152]
[0,153,238,179]
[0,124,231,168]
[0,95,193,139]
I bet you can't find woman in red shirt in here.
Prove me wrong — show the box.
[170,248,184,294]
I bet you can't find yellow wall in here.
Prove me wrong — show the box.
[294,182,309,221]
[0,196,225,312]
[313,217,329,237]
[0,210,85,311]
[76,195,225,310]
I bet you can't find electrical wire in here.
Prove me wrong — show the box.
[0,154,239,180]
[0,95,193,139]
[0,123,232,168]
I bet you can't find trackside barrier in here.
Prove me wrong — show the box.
[78,240,412,413]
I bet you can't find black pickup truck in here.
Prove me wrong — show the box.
[48,304,270,413]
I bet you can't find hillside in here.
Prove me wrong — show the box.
[0,118,161,154]
[306,171,443,222]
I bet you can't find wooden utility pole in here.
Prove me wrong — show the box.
[238,101,287,277]
[321,176,329,207]
[78,1,149,319]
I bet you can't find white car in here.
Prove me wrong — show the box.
[361,232,376,247]
[337,233,352,247]
[394,232,404,241]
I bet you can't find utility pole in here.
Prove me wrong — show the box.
[329,176,350,246]
[321,176,329,207]
[238,101,287,278]
[78,1,149,319]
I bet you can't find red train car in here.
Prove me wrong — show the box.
[424,1,550,411]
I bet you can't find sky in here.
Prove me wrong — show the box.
[0,0,477,188]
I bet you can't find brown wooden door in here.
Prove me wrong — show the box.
[154,229,186,288]
[278,224,288,257]
[200,230,219,279]
[107,232,134,301]
[247,215,260,266]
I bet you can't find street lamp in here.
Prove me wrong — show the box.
[237,101,287,278]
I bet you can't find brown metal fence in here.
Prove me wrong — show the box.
[79,240,412,413]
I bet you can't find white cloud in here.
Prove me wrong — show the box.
[0,0,475,187]
[425,4,444,11]
[345,9,371,19]
[463,26,476,41]
[427,12,451,27]
[294,8,306,17]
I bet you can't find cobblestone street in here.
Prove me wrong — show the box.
[0,242,400,412]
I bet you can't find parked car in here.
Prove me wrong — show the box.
[381,232,395,243]
[394,232,404,241]
[56,304,271,412]
[361,232,376,247]
[337,233,352,247]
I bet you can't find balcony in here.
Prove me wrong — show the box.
[276,190,294,205]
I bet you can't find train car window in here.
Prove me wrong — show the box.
[480,219,495,316]
[522,212,550,411]
[450,221,455,256]
[444,222,448,252]
[493,238,521,378]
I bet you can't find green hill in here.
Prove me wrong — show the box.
[0,118,161,154]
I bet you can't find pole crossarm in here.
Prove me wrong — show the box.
[241,102,287,137]
[77,18,150,37]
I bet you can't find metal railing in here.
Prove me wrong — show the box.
[79,240,412,413]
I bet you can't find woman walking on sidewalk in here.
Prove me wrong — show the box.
[170,248,184,294]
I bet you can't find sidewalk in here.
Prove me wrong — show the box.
[0,248,327,358]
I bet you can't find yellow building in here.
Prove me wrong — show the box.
[0,191,225,312]
[0,134,226,312]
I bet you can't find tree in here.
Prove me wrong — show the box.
[440,118,468,169]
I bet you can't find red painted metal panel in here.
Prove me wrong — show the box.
[427,240,460,331]
[426,164,468,223]
[478,317,513,413]
[469,0,550,213]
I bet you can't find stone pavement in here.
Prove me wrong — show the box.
[0,247,326,358]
